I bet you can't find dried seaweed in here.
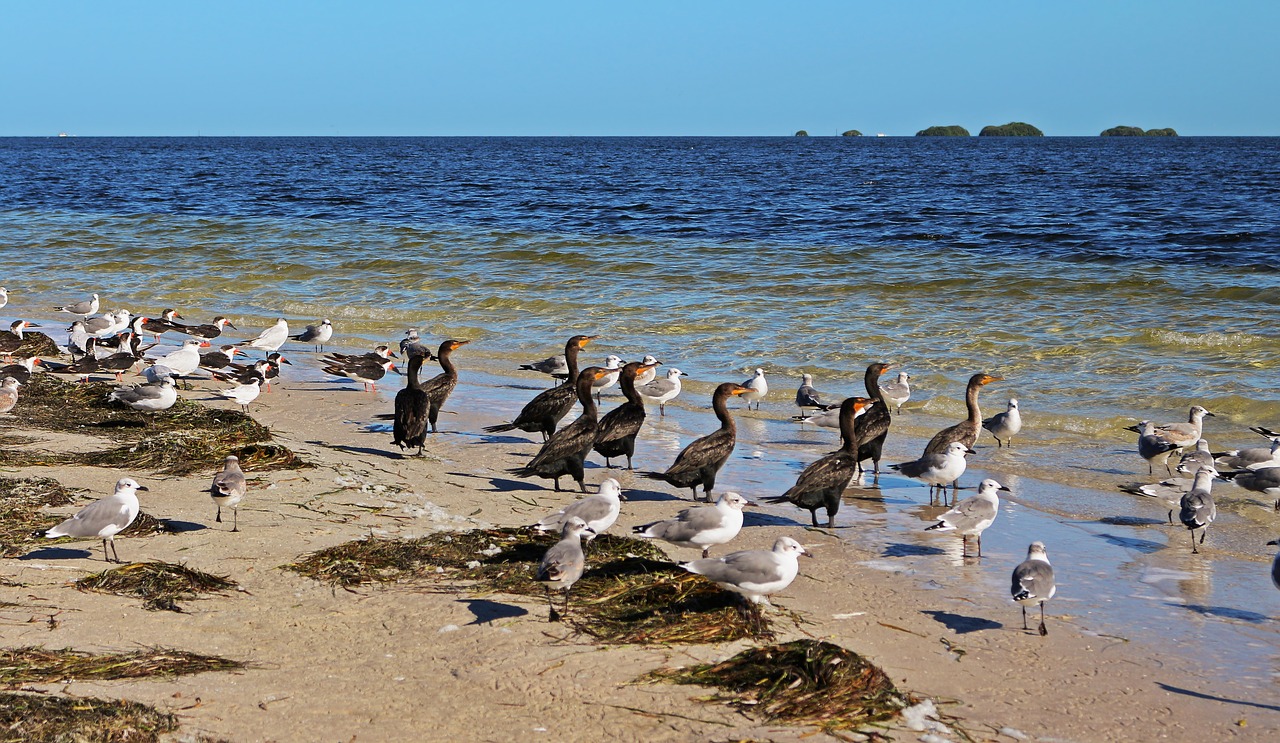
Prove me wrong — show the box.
[3,373,304,474]
[0,477,78,558]
[0,692,178,743]
[0,646,243,684]
[284,528,775,644]
[648,640,909,734]
[75,561,239,612]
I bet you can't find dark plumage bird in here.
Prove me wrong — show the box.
[511,367,610,492]
[392,351,432,455]
[213,359,272,386]
[0,357,42,385]
[199,344,243,371]
[484,334,597,441]
[0,320,41,358]
[924,372,1003,454]
[228,352,291,392]
[97,332,147,382]
[323,357,395,392]
[178,316,236,340]
[139,309,185,340]
[46,337,100,382]
[765,396,871,527]
[419,339,470,433]
[322,345,399,364]
[592,360,660,469]
[853,362,894,478]
[642,382,752,501]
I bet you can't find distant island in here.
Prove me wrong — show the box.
[916,125,970,137]
[794,130,809,137]
[841,130,862,137]
[1101,126,1179,137]
[979,122,1043,136]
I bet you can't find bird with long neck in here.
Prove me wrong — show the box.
[511,367,611,492]
[484,334,598,441]
[925,372,1003,454]
[853,362,893,478]
[765,396,872,527]
[593,360,660,469]
[392,350,432,455]
[421,339,470,433]
[642,382,752,501]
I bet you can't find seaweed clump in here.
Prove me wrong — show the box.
[75,561,239,612]
[4,373,303,474]
[284,528,777,644]
[649,640,910,735]
[0,646,243,684]
[0,477,78,558]
[0,692,178,743]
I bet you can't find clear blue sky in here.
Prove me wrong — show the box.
[2,1,1276,136]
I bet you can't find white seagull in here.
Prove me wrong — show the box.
[45,477,148,563]
[289,318,333,352]
[925,478,1007,557]
[740,368,768,410]
[218,376,263,413]
[108,377,178,412]
[633,491,750,558]
[1011,541,1056,636]
[211,455,248,531]
[637,367,686,416]
[536,517,593,621]
[53,292,99,318]
[237,318,290,354]
[879,371,911,414]
[681,536,810,606]
[534,477,623,540]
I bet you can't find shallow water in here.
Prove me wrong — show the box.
[2,135,1278,696]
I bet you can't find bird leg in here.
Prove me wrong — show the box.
[1191,531,1199,554]
[1021,605,1029,630]
[701,547,710,558]
[977,533,983,557]
[216,506,222,523]
[231,508,239,533]
[545,588,561,622]
[1038,604,1048,636]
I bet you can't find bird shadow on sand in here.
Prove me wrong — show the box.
[459,598,529,625]
[617,487,682,503]
[1097,515,1167,527]
[922,610,1002,634]
[1174,603,1272,623]
[743,511,804,527]
[1091,531,1164,554]
[882,542,947,558]
[161,520,208,533]
[1155,683,1280,713]
[19,547,95,561]
[306,440,406,460]
[470,434,537,446]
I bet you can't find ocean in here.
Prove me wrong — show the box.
[2,136,1278,692]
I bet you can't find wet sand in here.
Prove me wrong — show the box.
[2,357,1278,742]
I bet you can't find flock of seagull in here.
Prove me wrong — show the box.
[2,289,1278,632]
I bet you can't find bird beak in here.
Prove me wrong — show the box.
[135,485,150,491]
[584,526,597,535]
[965,448,977,455]
[998,485,1012,492]
[199,341,211,347]
[741,500,758,507]
[279,357,293,365]
[1268,539,1279,546]
[1204,411,1216,417]
[454,340,471,348]
[800,548,814,559]
[27,322,41,328]
[730,387,750,396]
[226,321,237,329]
[984,375,1004,383]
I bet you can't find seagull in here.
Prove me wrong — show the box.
[53,292,99,318]
[983,398,1022,448]
[237,318,290,355]
[1118,476,1192,524]
[1178,466,1218,554]
[210,455,248,532]
[44,477,148,563]
[592,355,624,401]
[107,376,178,412]
[681,536,810,606]
[1175,439,1215,473]
[1155,405,1214,452]
[637,367,686,416]
[519,352,570,383]
[879,371,911,414]
[0,376,20,414]
[218,376,263,413]
[1213,437,1280,470]
[635,355,661,386]
[925,478,1007,557]
[1126,420,1181,475]
[1011,541,1056,636]
[792,406,841,429]
[148,338,208,379]
[633,492,750,558]
[890,441,973,504]
[740,368,768,411]
[401,329,434,359]
[1218,465,1280,510]
[66,321,92,358]
[534,477,623,540]
[289,318,333,352]
[536,517,593,622]
[794,373,829,414]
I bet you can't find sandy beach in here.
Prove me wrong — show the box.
[1,354,1276,743]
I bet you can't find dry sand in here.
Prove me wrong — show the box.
[2,372,1277,742]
